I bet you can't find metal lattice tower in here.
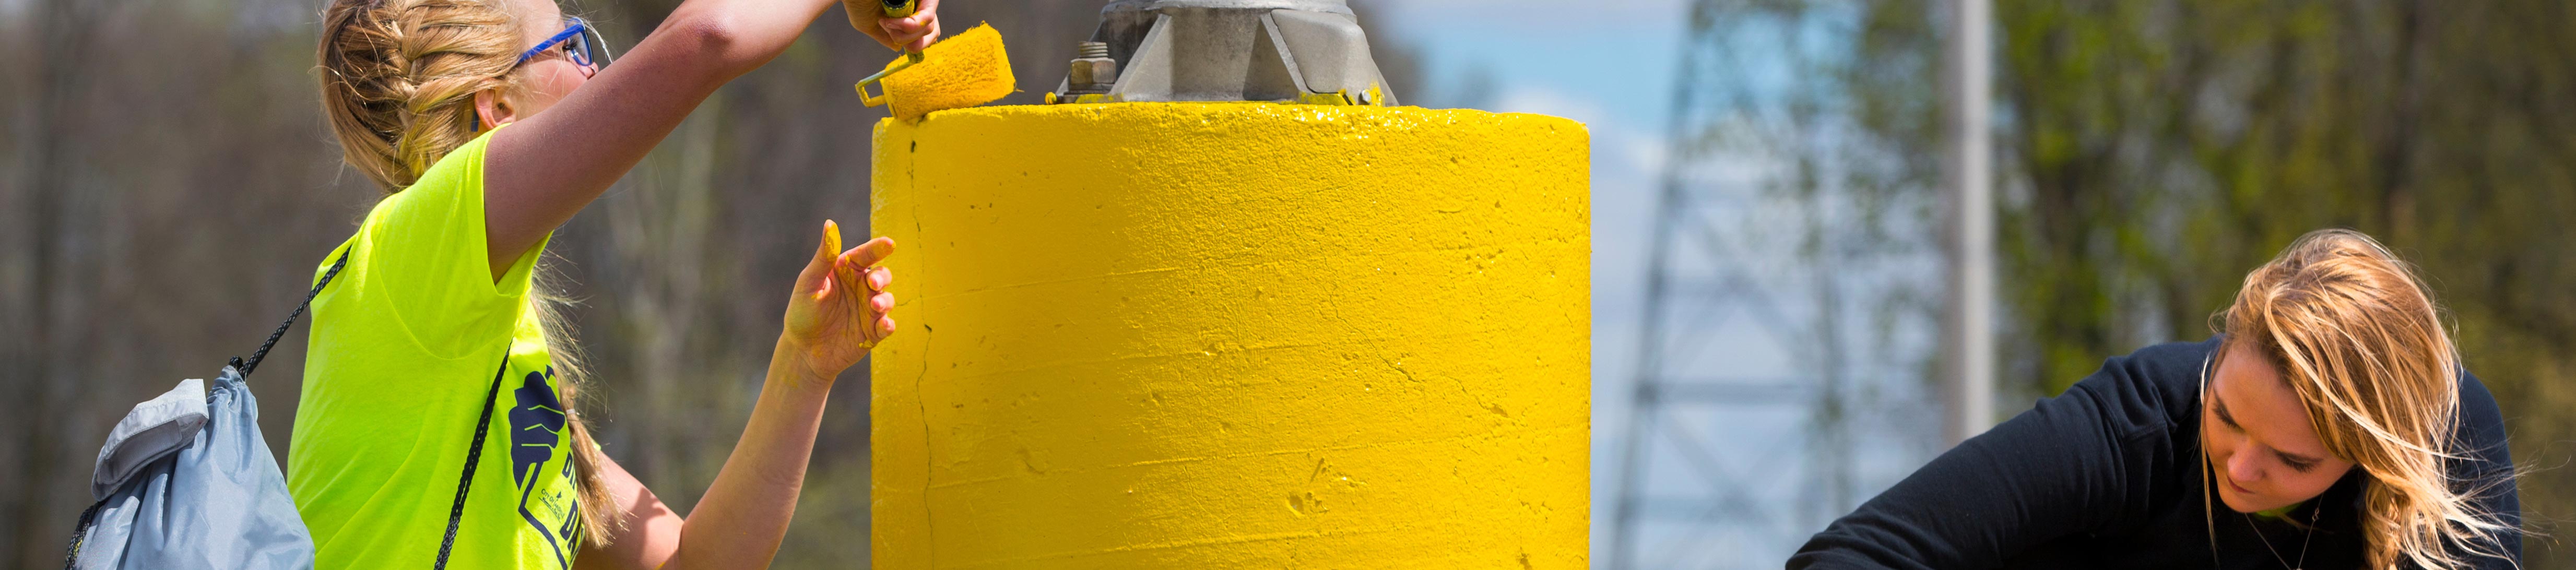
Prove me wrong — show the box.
[1606,1,1949,567]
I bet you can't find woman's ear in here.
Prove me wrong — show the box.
[474,88,517,130]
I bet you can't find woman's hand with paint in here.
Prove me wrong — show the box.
[779,220,897,385]
[847,0,941,52]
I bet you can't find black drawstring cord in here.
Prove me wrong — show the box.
[233,248,353,376]
[63,498,105,570]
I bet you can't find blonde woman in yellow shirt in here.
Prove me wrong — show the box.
[291,0,939,567]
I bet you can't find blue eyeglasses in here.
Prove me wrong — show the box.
[514,17,612,70]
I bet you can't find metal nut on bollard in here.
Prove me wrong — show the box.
[1071,59,1117,87]
[1068,41,1118,94]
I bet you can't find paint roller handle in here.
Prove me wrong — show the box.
[853,51,924,108]
[845,0,939,51]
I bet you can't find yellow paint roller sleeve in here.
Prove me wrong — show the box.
[871,103,1590,568]
[876,23,1014,121]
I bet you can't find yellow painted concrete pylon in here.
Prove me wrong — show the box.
[870,102,1590,568]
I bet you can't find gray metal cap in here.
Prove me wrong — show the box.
[1053,0,1396,105]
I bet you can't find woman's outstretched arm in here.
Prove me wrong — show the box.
[1788,345,2191,569]
[479,0,937,277]
[575,221,896,569]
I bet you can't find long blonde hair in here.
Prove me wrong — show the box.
[318,0,617,547]
[2214,228,2516,569]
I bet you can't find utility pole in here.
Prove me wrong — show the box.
[1942,0,1995,446]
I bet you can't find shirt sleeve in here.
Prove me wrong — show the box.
[1786,348,2188,569]
[340,128,547,360]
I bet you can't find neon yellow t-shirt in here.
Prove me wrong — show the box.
[289,129,585,569]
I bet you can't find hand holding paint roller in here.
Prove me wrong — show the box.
[847,0,940,51]
[853,22,1016,121]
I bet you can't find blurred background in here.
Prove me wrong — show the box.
[3,0,2572,567]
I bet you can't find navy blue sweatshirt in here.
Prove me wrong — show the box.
[1789,338,2520,569]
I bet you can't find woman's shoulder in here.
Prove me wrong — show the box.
[2056,337,2223,441]
[2456,367,2503,431]
[2451,367,2512,473]
[344,128,503,271]
[317,128,525,359]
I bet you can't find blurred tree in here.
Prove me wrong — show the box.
[1699,0,2576,564]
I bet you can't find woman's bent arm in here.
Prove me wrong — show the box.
[571,341,840,570]
[577,223,896,569]
[658,340,841,569]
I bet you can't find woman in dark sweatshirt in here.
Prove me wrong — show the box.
[1791,229,2521,569]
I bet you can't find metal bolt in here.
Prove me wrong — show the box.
[1068,41,1119,94]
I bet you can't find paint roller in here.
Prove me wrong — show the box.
[854,18,1015,121]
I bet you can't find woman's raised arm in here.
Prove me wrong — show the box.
[479,0,938,277]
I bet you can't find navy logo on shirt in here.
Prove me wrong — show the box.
[507,366,574,567]
[510,367,566,486]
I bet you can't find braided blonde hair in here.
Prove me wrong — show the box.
[318,0,618,547]
[2216,229,2518,569]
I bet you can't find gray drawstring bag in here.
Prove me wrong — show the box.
[63,251,349,569]
[67,367,314,569]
